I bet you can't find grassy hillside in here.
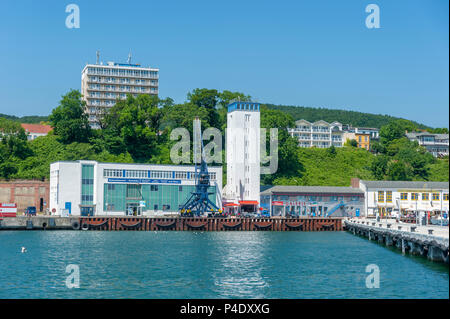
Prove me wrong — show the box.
[269,147,375,186]
[265,104,431,129]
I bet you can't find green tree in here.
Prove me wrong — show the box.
[379,122,404,146]
[386,160,413,181]
[345,139,358,148]
[187,88,220,128]
[371,155,389,179]
[49,90,92,144]
[102,94,163,162]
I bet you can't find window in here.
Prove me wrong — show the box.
[444,194,449,201]
[400,193,408,200]
[179,186,183,192]
[432,193,440,201]
[125,170,147,178]
[150,171,172,179]
[151,185,158,191]
[175,171,187,179]
[386,191,392,203]
[411,193,418,201]
[378,191,384,202]
[422,193,429,201]
[104,169,123,177]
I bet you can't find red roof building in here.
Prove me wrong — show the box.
[20,124,52,140]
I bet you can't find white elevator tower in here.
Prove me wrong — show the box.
[224,101,260,212]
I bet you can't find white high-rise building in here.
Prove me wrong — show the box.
[223,101,260,213]
[81,60,159,128]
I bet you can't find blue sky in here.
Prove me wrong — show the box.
[0,0,448,127]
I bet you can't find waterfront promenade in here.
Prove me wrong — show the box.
[345,218,449,263]
[350,218,449,239]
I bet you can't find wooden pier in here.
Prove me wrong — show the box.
[0,216,343,232]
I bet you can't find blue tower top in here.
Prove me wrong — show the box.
[227,101,260,113]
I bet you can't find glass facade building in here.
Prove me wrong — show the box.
[50,161,222,216]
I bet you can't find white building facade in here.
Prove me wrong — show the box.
[81,61,159,128]
[288,120,344,148]
[50,161,222,216]
[223,101,260,212]
[406,132,449,157]
[356,180,449,217]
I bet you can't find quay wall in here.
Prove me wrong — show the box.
[0,216,343,232]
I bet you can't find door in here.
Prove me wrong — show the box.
[65,202,72,215]
[80,207,94,216]
[126,203,142,216]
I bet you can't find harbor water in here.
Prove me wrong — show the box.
[0,231,448,299]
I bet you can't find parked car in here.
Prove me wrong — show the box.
[25,206,37,216]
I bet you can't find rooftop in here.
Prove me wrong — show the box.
[21,123,52,134]
[260,185,364,195]
[360,180,449,190]
[406,132,449,139]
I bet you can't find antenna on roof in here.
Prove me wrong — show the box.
[127,51,132,64]
[96,50,100,65]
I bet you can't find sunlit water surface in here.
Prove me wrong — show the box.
[0,231,448,298]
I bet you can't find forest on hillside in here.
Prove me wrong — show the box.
[265,104,432,130]
[0,113,49,124]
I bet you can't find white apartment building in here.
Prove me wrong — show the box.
[355,179,449,217]
[81,61,159,128]
[406,132,449,157]
[223,101,260,213]
[288,120,344,148]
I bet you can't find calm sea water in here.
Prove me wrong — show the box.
[0,231,448,299]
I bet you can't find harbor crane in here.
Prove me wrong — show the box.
[180,118,220,217]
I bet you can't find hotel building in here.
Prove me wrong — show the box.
[49,161,222,216]
[260,185,365,217]
[406,132,449,157]
[81,61,159,128]
[288,120,344,148]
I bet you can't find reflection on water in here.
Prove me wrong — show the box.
[0,231,448,299]
[213,233,269,298]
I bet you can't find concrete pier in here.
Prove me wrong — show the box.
[345,218,449,263]
[0,216,79,230]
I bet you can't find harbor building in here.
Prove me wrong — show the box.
[49,161,222,216]
[0,180,49,214]
[353,179,449,217]
[223,101,261,213]
[81,59,159,128]
[406,132,449,157]
[288,120,344,148]
[260,185,365,217]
